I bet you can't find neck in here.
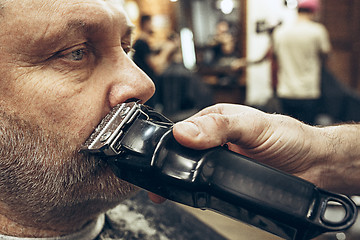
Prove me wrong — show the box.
[0,214,69,238]
[0,213,105,239]
[0,194,115,238]
[0,202,95,238]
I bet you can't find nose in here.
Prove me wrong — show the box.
[108,54,155,108]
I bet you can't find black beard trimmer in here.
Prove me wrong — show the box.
[81,102,357,240]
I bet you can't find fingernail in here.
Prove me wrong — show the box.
[176,121,200,137]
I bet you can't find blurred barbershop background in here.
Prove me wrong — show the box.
[122,0,360,239]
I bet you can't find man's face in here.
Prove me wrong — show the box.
[0,0,154,235]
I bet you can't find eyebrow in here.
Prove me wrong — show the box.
[65,18,135,41]
[66,19,107,36]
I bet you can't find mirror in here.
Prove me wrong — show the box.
[177,0,246,86]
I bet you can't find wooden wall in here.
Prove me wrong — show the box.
[321,0,360,91]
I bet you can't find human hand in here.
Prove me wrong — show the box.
[172,104,327,187]
[230,58,247,70]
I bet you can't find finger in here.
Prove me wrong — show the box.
[182,104,228,118]
[183,103,260,120]
[173,104,270,150]
[173,115,227,149]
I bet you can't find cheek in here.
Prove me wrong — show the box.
[37,88,107,144]
[3,74,105,144]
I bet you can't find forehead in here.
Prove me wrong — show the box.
[0,0,132,58]
[0,0,130,37]
[2,0,125,16]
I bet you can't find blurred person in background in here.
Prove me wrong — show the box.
[158,33,214,119]
[273,0,331,124]
[209,20,237,65]
[132,15,178,108]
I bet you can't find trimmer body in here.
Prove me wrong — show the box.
[81,102,357,240]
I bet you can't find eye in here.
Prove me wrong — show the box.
[121,40,134,55]
[61,48,89,62]
[55,44,92,63]
[47,43,96,73]
[64,49,86,61]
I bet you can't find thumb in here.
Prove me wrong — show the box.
[172,114,232,150]
[172,104,271,151]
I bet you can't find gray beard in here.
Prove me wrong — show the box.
[0,109,136,231]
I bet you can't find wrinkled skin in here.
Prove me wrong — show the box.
[172,104,360,195]
[0,0,154,237]
[1,0,360,238]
